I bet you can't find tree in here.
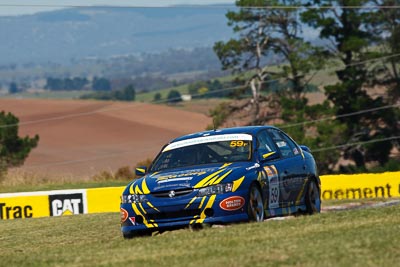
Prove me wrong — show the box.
[214,0,324,123]
[0,111,39,179]
[369,0,400,102]
[92,77,111,91]
[167,90,182,104]
[302,0,398,170]
[120,85,135,101]
[45,77,88,91]
[188,81,207,97]
[80,85,136,101]
[214,0,274,121]
[153,92,162,102]
[211,0,368,173]
[9,82,19,94]
[45,78,63,91]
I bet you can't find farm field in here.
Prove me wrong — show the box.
[0,99,211,179]
[0,202,399,267]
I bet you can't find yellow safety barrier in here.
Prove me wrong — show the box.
[1,172,399,220]
[0,189,87,220]
[0,194,49,220]
[320,172,400,200]
[86,187,124,213]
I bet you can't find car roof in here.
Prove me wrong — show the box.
[170,125,278,143]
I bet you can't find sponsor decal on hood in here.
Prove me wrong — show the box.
[127,162,256,194]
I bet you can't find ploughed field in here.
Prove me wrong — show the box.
[0,99,211,178]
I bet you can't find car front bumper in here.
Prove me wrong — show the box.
[120,191,249,234]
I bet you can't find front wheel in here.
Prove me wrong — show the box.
[247,184,265,222]
[305,179,321,214]
[122,230,152,239]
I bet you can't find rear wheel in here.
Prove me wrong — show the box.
[305,179,321,214]
[247,184,265,222]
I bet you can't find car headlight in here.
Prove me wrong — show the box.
[121,194,147,204]
[197,183,233,197]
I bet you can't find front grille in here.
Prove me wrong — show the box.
[151,188,193,198]
[147,209,201,220]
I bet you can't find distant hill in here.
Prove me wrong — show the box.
[0,6,234,65]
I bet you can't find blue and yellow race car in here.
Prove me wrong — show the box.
[120,126,321,238]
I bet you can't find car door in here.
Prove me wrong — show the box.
[256,130,282,209]
[266,129,307,206]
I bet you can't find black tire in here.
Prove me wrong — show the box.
[247,183,265,222]
[122,230,152,239]
[305,179,321,214]
[122,231,135,239]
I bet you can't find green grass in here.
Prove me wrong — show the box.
[134,66,339,103]
[136,84,190,102]
[134,71,251,102]
[1,203,399,266]
[1,64,338,103]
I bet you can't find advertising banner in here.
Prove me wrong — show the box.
[0,189,87,220]
[320,172,400,200]
[86,187,124,213]
[1,172,399,220]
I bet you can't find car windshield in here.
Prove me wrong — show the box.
[150,134,253,172]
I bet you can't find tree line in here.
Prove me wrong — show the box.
[44,77,111,91]
[80,85,136,101]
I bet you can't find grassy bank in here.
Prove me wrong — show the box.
[0,170,129,193]
[0,203,399,266]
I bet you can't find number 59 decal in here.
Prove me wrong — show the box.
[264,165,279,209]
[230,140,248,147]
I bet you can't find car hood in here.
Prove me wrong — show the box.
[125,162,259,194]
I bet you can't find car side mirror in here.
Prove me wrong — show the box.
[259,151,279,162]
[135,166,147,177]
[299,145,311,153]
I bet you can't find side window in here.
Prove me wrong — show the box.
[267,129,297,158]
[256,131,277,159]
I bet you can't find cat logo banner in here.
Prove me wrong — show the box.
[49,191,87,216]
[0,189,88,220]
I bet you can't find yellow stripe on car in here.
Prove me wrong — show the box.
[134,185,143,195]
[185,197,197,209]
[198,196,206,209]
[136,168,146,173]
[141,179,150,194]
[131,203,157,228]
[262,152,276,159]
[146,201,160,212]
[194,169,226,188]
[219,163,232,169]
[129,182,136,194]
[196,195,216,224]
[138,203,147,215]
[213,170,233,184]
[232,176,245,192]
